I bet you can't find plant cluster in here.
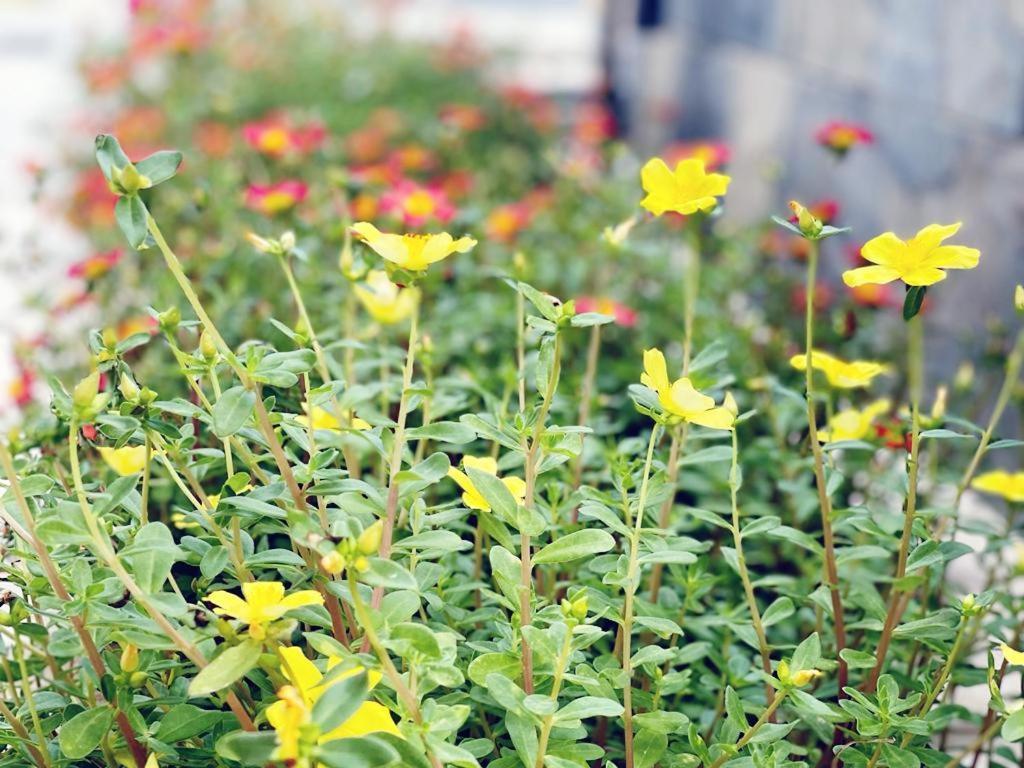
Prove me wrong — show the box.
[2,4,1024,768]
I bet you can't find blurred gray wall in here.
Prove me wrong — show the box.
[606,0,1024,352]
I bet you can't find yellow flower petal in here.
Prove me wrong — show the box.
[324,701,401,740]
[686,407,735,431]
[278,645,322,700]
[842,265,901,287]
[860,232,906,267]
[1001,643,1024,666]
[668,378,715,415]
[98,445,149,476]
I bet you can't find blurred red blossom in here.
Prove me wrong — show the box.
[245,181,308,215]
[69,249,122,281]
[815,120,874,156]
[575,297,637,327]
[380,179,454,227]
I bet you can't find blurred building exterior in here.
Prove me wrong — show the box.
[605,0,1024,357]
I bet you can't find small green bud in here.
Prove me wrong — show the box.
[357,520,384,556]
[118,374,140,401]
[157,306,181,334]
[1015,284,1023,314]
[199,330,218,362]
[73,371,101,409]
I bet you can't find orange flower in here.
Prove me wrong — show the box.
[485,203,532,244]
[69,249,121,281]
[242,115,325,157]
[815,120,873,156]
[575,297,637,327]
[664,140,731,172]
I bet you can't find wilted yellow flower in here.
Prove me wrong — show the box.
[1000,643,1024,666]
[354,270,418,324]
[842,222,980,288]
[98,445,149,476]
[971,471,1024,503]
[447,456,526,511]
[296,405,370,432]
[819,399,891,443]
[789,350,888,389]
[777,659,822,687]
[205,582,323,640]
[641,348,734,429]
[266,645,400,763]
[351,221,476,272]
[639,157,730,216]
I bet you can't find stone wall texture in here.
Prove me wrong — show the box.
[608,0,1024,368]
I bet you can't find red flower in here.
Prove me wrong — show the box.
[573,100,617,145]
[388,144,437,175]
[69,249,122,281]
[574,297,637,327]
[379,179,454,227]
[8,366,34,408]
[664,140,731,172]
[245,181,308,216]
[194,121,234,158]
[440,103,487,132]
[815,120,874,156]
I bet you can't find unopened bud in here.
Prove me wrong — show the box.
[118,374,140,401]
[112,163,151,195]
[280,231,296,252]
[789,200,823,238]
[73,371,101,409]
[246,232,275,253]
[357,520,383,555]
[129,671,148,687]
[962,593,977,612]
[320,551,346,575]
[120,643,139,673]
[353,555,370,573]
[790,668,822,687]
[954,361,975,391]
[199,330,218,362]
[930,385,947,421]
[723,391,739,417]
[157,306,181,334]
[1015,284,1024,314]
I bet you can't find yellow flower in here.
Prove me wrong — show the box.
[354,270,418,324]
[98,445,149,476]
[296,405,371,432]
[972,471,1024,503]
[267,645,400,762]
[447,456,527,511]
[842,222,980,288]
[641,348,734,429]
[205,582,323,640]
[639,157,730,216]
[818,399,891,442]
[777,659,822,687]
[1000,643,1024,666]
[789,350,888,389]
[350,222,476,272]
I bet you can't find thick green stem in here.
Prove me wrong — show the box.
[707,690,788,768]
[868,313,924,691]
[803,241,848,694]
[729,429,774,704]
[622,424,661,768]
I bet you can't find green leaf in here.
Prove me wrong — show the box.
[188,639,261,696]
[839,649,877,669]
[554,696,624,723]
[1003,709,1024,742]
[94,133,130,181]
[215,731,278,765]
[465,467,519,522]
[533,529,615,565]
[59,706,115,759]
[516,281,560,322]
[135,149,183,186]
[121,522,179,593]
[212,386,256,438]
[313,670,368,733]
[317,736,400,768]
[360,559,418,592]
[633,729,668,768]
[115,195,149,249]
[405,421,476,444]
[155,704,224,743]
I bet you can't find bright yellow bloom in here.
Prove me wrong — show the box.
[639,157,730,216]
[447,456,527,511]
[351,222,476,272]
[972,471,1024,503]
[1000,643,1024,666]
[354,270,418,324]
[789,350,888,389]
[818,399,891,443]
[98,445,149,476]
[296,405,371,431]
[842,222,980,288]
[266,645,400,762]
[205,582,323,640]
[641,348,734,429]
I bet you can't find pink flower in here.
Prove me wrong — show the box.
[575,297,637,328]
[815,121,874,156]
[379,179,454,227]
[245,181,308,216]
[242,115,325,157]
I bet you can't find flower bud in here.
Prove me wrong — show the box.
[789,200,823,238]
[199,330,218,362]
[723,391,739,417]
[790,668,822,687]
[357,520,384,556]
[246,232,275,253]
[567,592,588,622]
[73,371,102,409]
[320,550,346,575]
[1015,284,1024,314]
[962,593,977,613]
[280,231,296,252]
[111,163,151,195]
[157,306,181,334]
[118,374,140,401]
[120,643,139,673]
[128,671,148,687]
[353,555,370,573]
[930,385,947,421]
